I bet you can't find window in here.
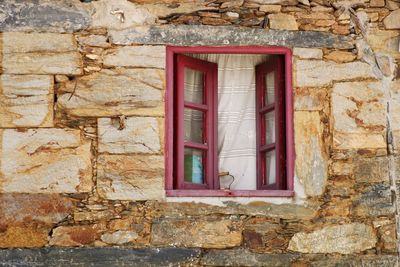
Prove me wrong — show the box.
[165,46,294,197]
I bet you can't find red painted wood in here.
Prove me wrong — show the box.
[165,45,294,196]
[175,54,218,190]
[166,189,295,197]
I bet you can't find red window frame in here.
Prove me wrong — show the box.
[165,46,294,197]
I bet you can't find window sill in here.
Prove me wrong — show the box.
[166,189,294,197]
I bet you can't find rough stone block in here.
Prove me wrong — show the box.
[0,0,90,32]
[57,69,164,117]
[97,154,164,201]
[294,111,327,196]
[332,81,386,150]
[151,218,242,248]
[2,52,83,75]
[0,75,54,128]
[295,60,375,87]
[294,88,327,111]
[352,183,395,217]
[293,48,323,59]
[354,157,389,183]
[100,231,139,245]
[268,14,298,30]
[103,46,166,69]
[50,225,105,247]
[0,226,49,248]
[324,50,356,63]
[108,25,354,49]
[0,128,92,193]
[365,29,400,60]
[383,9,400,30]
[288,223,377,254]
[98,117,161,154]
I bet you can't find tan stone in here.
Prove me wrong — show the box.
[0,128,92,193]
[0,75,54,128]
[97,154,164,201]
[2,52,83,75]
[57,68,164,117]
[221,0,244,8]
[324,51,357,63]
[98,117,161,154]
[294,112,327,196]
[151,218,242,248]
[354,157,390,183]
[383,9,400,29]
[268,14,298,30]
[288,223,377,254]
[1,32,77,53]
[295,60,375,87]
[370,0,385,7]
[103,45,166,69]
[294,88,327,111]
[366,29,400,60]
[49,224,104,246]
[101,231,139,244]
[0,194,74,225]
[0,225,49,248]
[332,81,386,150]
[142,2,217,18]
[89,0,156,29]
[259,4,282,12]
[293,48,323,59]
[77,35,111,48]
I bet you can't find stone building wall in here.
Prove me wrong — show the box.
[0,0,399,265]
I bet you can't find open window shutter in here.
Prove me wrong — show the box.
[175,55,218,190]
[255,56,286,190]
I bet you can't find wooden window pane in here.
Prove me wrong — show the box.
[184,148,204,184]
[265,150,276,185]
[184,108,205,143]
[184,68,204,104]
[265,111,275,144]
[265,71,275,105]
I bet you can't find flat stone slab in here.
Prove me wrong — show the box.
[109,25,354,49]
[0,0,90,33]
[0,248,201,267]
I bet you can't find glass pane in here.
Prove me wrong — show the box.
[266,150,276,185]
[265,111,275,144]
[184,148,204,184]
[184,67,204,104]
[184,108,204,143]
[265,71,275,105]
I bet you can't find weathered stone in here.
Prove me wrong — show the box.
[57,68,164,117]
[1,32,77,53]
[97,155,164,201]
[88,0,155,30]
[293,48,323,59]
[365,29,400,60]
[221,0,244,8]
[152,201,318,220]
[383,9,400,29]
[248,0,298,5]
[361,256,398,267]
[101,231,139,245]
[352,183,395,217]
[306,255,398,267]
[259,4,282,13]
[151,218,242,248]
[201,249,300,266]
[378,223,397,252]
[141,2,217,18]
[268,14,298,30]
[294,112,327,196]
[324,50,357,62]
[2,52,83,75]
[332,81,386,150]
[77,35,111,48]
[50,225,105,247]
[295,60,375,87]
[0,128,92,193]
[354,157,389,183]
[387,0,400,10]
[0,248,201,266]
[288,223,377,254]
[0,75,54,128]
[0,226,49,248]
[294,88,327,111]
[0,0,90,32]
[108,25,354,49]
[0,194,74,225]
[103,46,166,69]
[98,117,161,154]
[73,210,115,222]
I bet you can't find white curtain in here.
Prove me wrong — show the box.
[185,54,269,190]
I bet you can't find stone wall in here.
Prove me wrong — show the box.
[0,0,399,266]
